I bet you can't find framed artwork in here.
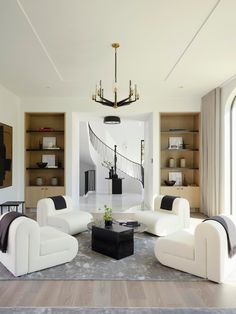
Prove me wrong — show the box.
[0,123,12,188]
[43,137,56,149]
[42,154,56,167]
[169,171,183,186]
[168,137,183,149]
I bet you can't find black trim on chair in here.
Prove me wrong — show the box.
[160,195,179,211]
[49,196,66,210]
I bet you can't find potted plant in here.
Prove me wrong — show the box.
[103,205,113,227]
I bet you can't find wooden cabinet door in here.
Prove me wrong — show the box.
[26,186,65,208]
[160,186,200,209]
[25,186,46,208]
[179,186,200,209]
[45,186,65,198]
[160,186,180,197]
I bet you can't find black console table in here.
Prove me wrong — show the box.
[92,223,134,259]
[105,178,123,194]
[112,178,123,194]
[0,201,25,215]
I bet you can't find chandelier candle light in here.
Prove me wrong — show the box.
[92,43,139,109]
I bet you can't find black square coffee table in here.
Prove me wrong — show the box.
[91,223,134,260]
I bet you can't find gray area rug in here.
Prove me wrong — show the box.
[0,232,205,281]
[0,308,235,314]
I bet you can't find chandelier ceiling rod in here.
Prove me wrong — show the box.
[114,43,118,106]
[114,43,117,83]
[92,43,139,109]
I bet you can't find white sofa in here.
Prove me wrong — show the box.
[135,195,190,236]
[155,217,236,283]
[0,214,78,277]
[37,196,93,235]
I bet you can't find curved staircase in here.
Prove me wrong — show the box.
[88,124,144,187]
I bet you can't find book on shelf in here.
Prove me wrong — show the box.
[39,127,54,131]
[44,147,61,150]
[116,220,140,227]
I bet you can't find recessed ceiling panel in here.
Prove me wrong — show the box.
[0,0,234,99]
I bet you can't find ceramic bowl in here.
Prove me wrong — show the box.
[164,180,176,186]
[36,162,48,168]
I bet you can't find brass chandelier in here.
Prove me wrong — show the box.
[92,43,139,109]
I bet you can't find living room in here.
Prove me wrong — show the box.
[0,0,236,313]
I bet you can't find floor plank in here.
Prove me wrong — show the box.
[0,280,236,307]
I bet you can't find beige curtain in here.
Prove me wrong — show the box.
[201,88,223,216]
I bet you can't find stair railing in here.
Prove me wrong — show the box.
[88,124,144,186]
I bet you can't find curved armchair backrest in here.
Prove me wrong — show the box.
[154,195,190,228]
[195,219,233,283]
[0,215,40,276]
[37,196,74,226]
[154,195,189,214]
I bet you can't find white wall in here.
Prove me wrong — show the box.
[0,84,20,203]
[143,114,153,208]
[79,121,96,196]
[143,113,160,209]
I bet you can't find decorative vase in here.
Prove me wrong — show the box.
[105,220,112,227]
[36,177,43,186]
[180,158,186,168]
[51,177,58,186]
[169,158,175,168]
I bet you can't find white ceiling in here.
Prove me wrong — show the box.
[0,0,235,101]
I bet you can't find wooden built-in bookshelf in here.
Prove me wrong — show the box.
[160,113,200,209]
[25,113,65,208]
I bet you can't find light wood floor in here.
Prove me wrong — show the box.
[1,209,236,308]
[1,280,236,307]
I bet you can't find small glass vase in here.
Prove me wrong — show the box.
[109,167,114,179]
[104,220,113,227]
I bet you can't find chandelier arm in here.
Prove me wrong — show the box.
[98,95,114,105]
[94,99,115,106]
[117,97,132,105]
[102,102,119,108]
[117,100,137,107]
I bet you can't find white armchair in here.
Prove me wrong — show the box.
[155,217,236,283]
[37,196,93,235]
[0,214,78,277]
[135,195,190,236]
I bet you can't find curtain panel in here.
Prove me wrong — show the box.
[201,88,223,216]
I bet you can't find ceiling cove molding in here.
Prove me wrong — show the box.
[220,74,236,88]
[164,0,222,82]
[16,0,64,81]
